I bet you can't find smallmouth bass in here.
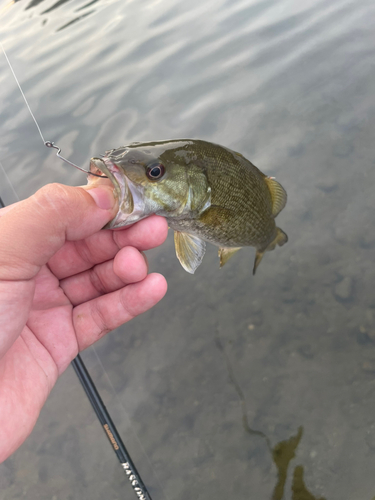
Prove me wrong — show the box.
[89,139,288,274]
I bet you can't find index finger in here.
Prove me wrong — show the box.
[48,215,168,279]
[0,183,117,281]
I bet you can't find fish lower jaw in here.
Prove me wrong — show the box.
[105,159,147,228]
[110,211,148,228]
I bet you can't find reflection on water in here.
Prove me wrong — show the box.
[56,10,95,32]
[271,428,327,500]
[1,0,375,498]
[41,0,76,14]
[292,466,326,500]
[217,333,323,500]
[25,0,100,31]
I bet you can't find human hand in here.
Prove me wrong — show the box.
[0,183,168,462]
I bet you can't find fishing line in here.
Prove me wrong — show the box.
[1,40,46,145]
[0,41,106,178]
[0,41,157,500]
[0,158,19,202]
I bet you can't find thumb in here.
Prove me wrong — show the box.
[0,183,118,281]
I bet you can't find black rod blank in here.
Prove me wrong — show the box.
[71,354,153,500]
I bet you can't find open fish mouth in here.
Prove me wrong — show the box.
[89,157,145,228]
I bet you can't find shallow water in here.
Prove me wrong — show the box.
[1,0,375,499]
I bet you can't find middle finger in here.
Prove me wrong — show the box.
[60,246,148,305]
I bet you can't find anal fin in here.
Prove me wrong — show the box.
[218,247,241,268]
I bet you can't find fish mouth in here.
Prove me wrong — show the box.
[89,157,145,228]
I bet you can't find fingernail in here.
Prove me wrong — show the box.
[87,186,117,210]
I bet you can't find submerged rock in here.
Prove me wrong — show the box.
[333,276,354,302]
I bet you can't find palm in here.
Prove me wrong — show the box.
[28,264,75,371]
[0,214,168,461]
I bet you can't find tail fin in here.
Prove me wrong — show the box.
[253,227,288,275]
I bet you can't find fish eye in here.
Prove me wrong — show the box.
[146,162,165,181]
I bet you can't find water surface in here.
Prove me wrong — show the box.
[1,0,375,499]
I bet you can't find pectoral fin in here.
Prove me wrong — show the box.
[174,231,206,274]
[253,227,288,275]
[265,176,287,217]
[218,247,241,267]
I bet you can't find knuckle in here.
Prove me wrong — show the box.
[74,239,92,265]
[38,182,70,200]
[91,302,111,338]
[88,267,108,295]
[35,183,73,212]
[119,290,135,320]
[111,231,123,250]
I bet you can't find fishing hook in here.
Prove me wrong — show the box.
[45,141,108,178]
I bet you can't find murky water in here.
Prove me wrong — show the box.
[1,0,375,498]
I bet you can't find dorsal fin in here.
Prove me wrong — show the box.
[264,176,287,217]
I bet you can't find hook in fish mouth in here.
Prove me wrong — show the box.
[45,142,107,178]
[89,157,146,229]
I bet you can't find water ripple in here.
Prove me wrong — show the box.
[2,1,375,497]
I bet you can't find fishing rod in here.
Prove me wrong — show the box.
[71,355,153,500]
[0,195,153,500]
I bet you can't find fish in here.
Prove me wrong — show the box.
[89,139,288,274]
